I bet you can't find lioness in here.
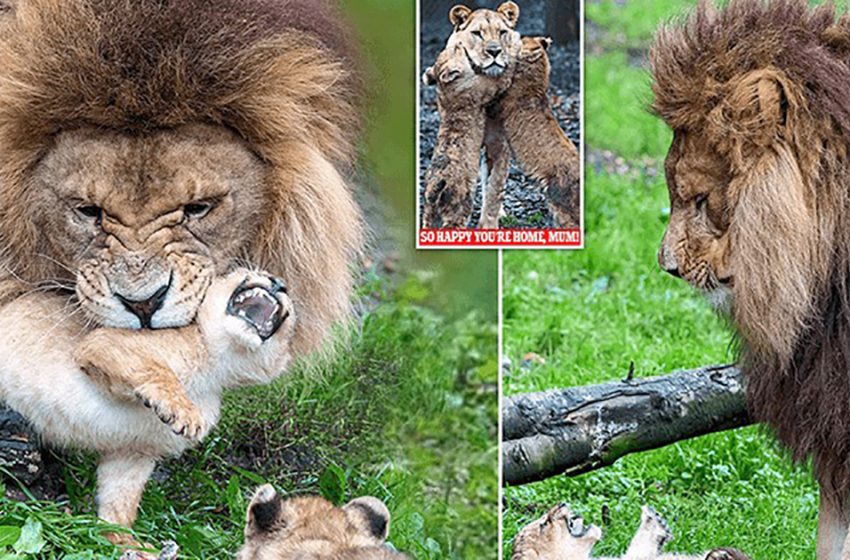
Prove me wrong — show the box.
[512,505,750,560]
[496,36,581,228]
[421,2,522,229]
[236,484,408,559]
[0,268,294,544]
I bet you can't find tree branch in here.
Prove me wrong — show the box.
[503,364,753,486]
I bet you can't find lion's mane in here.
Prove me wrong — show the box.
[652,0,850,497]
[0,0,364,353]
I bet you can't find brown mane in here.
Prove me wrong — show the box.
[0,0,364,353]
[652,0,850,497]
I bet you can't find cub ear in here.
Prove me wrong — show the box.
[449,5,472,28]
[438,67,461,84]
[422,65,437,86]
[497,1,520,28]
[540,36,552,51]
[343,496,391,542]
[246,484,283,534]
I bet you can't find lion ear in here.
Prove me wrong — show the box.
[449,5,472,28]
[726,69,797,149]
[246,484,283,534]
[343,497,391,542]
[497,1,520,28]
[422,65,437,86]
[438,67,461,84]
[540,37,552,51]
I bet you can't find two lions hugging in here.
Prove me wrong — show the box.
[421,2,581,230]
[0,0,406,558]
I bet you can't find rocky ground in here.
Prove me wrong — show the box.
[419,0,581,228]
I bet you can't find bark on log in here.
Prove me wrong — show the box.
[503,364,753,486]
[0,405,44,486]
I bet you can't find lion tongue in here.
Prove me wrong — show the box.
[228,286,282,339]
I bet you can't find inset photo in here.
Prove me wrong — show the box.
[417,0,583,248]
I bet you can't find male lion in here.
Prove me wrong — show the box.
[421,1,522,229]
[512,504,749,560]
[494,36,581,228]
[235,484,408,559]
[651,1,850,558]
[0,0,361,547]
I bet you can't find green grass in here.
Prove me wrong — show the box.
[586,0,694,48]
[0,272,497,559]
[585,53,670,159]
[504,2,821,558]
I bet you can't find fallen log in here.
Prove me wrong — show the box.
[503,364,753,486]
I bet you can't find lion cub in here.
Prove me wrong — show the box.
[495,36,581,228]
[236,484,408,559]
[421,2,521,229]
[512,505,750,560]
[0,268,295,544]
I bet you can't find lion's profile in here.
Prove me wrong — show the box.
[512,504,602,560]
[236,485,408,559]
[512,505,749,560]
[651,0,850,555]
[0,0,362,355]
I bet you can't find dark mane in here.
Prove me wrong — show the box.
[652,0,850,500]
[651,0,850,139]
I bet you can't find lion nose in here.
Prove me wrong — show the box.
[116,283,170,328]
[663,266,682,279]
[657,242,681,279]
[485,43,502,57]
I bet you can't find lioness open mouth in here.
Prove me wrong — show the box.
[227,281,288,340]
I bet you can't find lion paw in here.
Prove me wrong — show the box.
[640,505,672,547]
[136,390,206,441]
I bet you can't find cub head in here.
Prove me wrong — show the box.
[650,0,850,363]
[237,484,403,560]
[517,36,552,84]
[446,2,522,78]
[0,0,363,354]
[512,504,601,560]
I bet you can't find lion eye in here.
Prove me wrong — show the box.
[184,201,214,219]
[500,29,507,37]
[75,204,102,222]
[472,30,483,39]
[695,194,709,211]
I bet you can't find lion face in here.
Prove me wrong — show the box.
[29,124,267,329]
[513,504,601,560]
[447,2,522,78]
[237,485,401,560]
[658,130,734,308]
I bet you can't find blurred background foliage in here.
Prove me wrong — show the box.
[345,0,498,320]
